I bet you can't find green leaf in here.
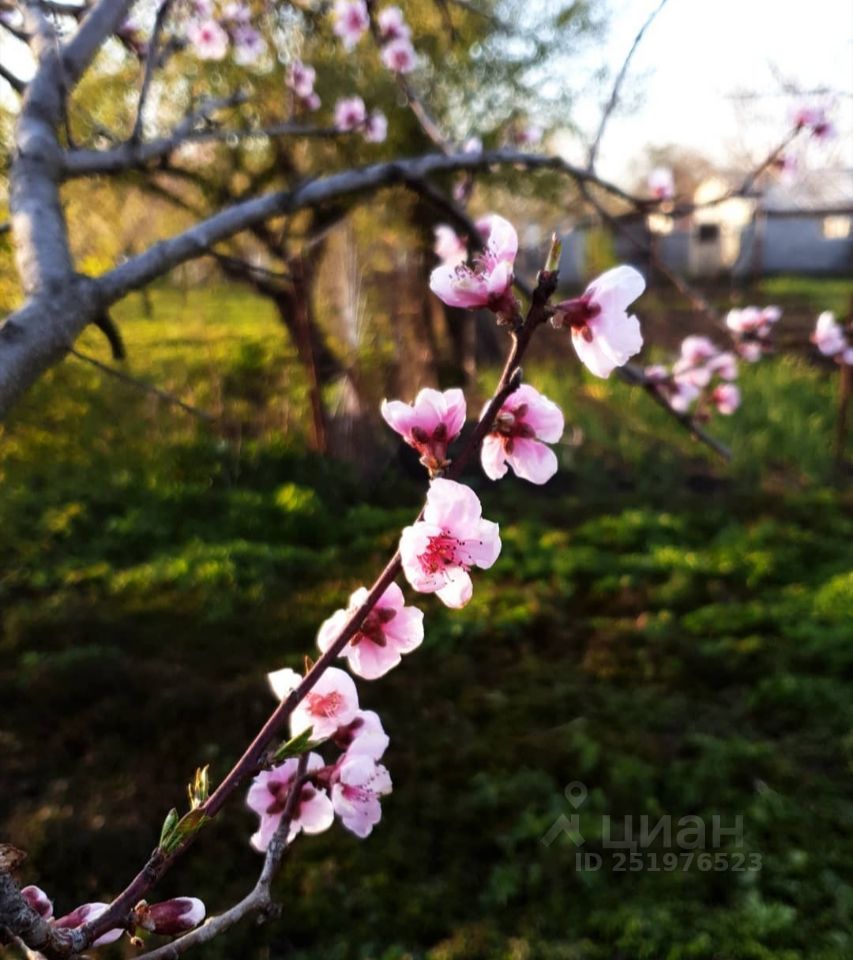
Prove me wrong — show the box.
[160,808,210,854]
[271,726,321,763]
[158,808,179,848]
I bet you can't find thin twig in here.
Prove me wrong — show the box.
[130,0,174,143]
[69,348,217,422]
[588,0,670,171]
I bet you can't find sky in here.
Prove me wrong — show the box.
[562,0,853,183]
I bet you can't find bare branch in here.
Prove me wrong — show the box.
[98,149,644,303]
[69,348,218,421]
[130,0,176,143]
[61,0,135,83]
[588,0,670,171]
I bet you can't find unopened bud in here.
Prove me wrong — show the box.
[21,885,53,920]
[136,897,206,935]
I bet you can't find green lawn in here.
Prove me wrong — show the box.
[1,285,852,959]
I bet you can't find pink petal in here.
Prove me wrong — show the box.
[435,569,473,608]
[481,435,509,480]
[506,437,558,484]
[586,265,645,315]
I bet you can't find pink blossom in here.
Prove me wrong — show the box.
[813,311,847,357]
[269,666,360,740]
[363,110,388,143]
[247,753,334,850]
[668,378,700,413]
[429,214,518,318]
[673,337,720,388]
[706,350,739,381]
[434,225,467,266]
[137,898,206,935]
[232,26,266,66]
[334,96,367,131]
[333,0,369,49]
[331,755,392,838]
[54,904,124,946]
[381,387,466,471]
[377,6,410,42]
[648,167,675,200]
[480,384,564,484]
[187,19,229,60]
[21,886,53,919]
[287,61,316,101]
[553,266,645,378]
[712,383,741,415]
[334,709,390,760]
[381,37,416,73]
[399,478,501,608]
[463,136,483,153]
[317,582,424,680]
[794,104,834,140]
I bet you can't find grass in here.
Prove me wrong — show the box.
[1,282,852,959]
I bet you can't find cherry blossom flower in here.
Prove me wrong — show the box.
[222,2,251,25]
[673,336,720,388]
[317,582,424,680]
[400,478,501,608]
[187,19,229,60]
[363,110,388,143]
[334,96,367,131]
[136,898,206,935]
[429,214,519,320]
[381,37,416,73]
[247,753,334,850]
[287,61,316,100]
[648,167,675,200]
[269,666,360,740]
[334,709,390,760]
[434,225,467,266]
[21,886,53,919]
[480,384,564,484]
[54,904,124,946]
[794,105,834,140]
[726,305,781,361]
[377,6,410,42]
[463,136,483,153]
[706,350,739,381]
[552,266,645,378]
[331,754,392,838]
[232,26,266,66]
[711,383,741,415]
[333,0,369,49]
[812,311,849,358]
[381,387,466,472]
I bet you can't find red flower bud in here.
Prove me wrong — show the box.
[136,897,206,935]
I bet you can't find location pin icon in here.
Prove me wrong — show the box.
[564,781,587,809]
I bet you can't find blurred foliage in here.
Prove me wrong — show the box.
[1,283,853,959]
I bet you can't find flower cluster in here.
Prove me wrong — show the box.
[377,6,417,74]
[248,669,392,842]
[185,1,266,65]
[645,336,741,417]
[812,311,853,365]
[19,886,205,946]
[247,215,646,858]
[725,305,781,361]
[333,96,387,143]
[793,104,835,141]
[286,61,321,112]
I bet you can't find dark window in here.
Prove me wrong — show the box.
[696,223,720,243]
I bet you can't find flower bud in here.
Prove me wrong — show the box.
[21,885,53,919]
[135,897,206,935]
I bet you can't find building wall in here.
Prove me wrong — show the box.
[735,216,853,276]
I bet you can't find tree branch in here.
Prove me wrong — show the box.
[588,0,670,171]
